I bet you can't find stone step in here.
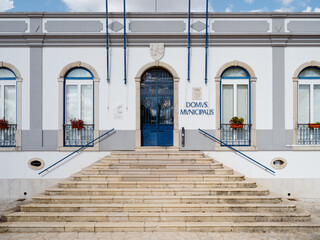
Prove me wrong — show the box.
[110,151,205,159]
[71,173,245,182]
[18,203,297,213]
[101,157,214,164]
[33,195,282,204]
[58,180,257,189]
[90,162,223,170]
[2,219,320,233]
[5,210,310,223]
[81,168,233,175]
[45,187,269,196]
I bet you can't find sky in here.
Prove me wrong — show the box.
[1,0,320,13]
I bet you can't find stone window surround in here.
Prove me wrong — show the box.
[0,61,22,151]
[292,60,320,151]
[57,61,100,151]
[135,61,180,149]
[215,60,257,151]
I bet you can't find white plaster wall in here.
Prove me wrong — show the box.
[205,150,320,198]
[0,151,110,200]
[43,47,108,130]
[178,47,273,130]
[285,47,320,129]
[0,47,30,130]
[0,151,110,179]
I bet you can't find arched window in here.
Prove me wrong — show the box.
[220,67,251,146]
[297,67,320,145]
[0,68,16,147]
[64,68,94,147]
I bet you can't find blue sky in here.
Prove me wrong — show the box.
[1,0,320,13]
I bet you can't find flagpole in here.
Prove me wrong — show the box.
[106,0,110,83]
[205,0,208,85]
[123,0,127,85]
[187,0,191,82]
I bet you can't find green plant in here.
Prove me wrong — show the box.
[316,121,320,125]
[229,116,244,125]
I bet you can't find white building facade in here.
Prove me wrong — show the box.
[1,12,320,200]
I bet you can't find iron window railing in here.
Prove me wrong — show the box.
[0,124,16,147]
[297,124,320,145]
[220,124,251,146]
[63,124,94,147]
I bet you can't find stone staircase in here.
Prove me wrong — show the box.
[1,150,320,232]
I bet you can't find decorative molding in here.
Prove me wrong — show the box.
[58,61,100,80]
[150,43,165,61]
[292,60,320,79]
[215,60,257,80]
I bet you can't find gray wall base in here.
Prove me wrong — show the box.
[0,178,60,201]
[99,130,135,150]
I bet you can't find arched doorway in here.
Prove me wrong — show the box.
[141,68,174,146]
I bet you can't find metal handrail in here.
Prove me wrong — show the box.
[198,128,275,175]
[39,128,115,175]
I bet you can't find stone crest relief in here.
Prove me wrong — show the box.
[192,87,202,100]
[150,43,165,61]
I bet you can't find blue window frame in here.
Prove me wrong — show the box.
[220,67,251,146]
[297,67,320,145]
[0,68,17,147]
[64,68,94,147]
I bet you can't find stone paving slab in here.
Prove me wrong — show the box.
[0,232,320,240]
[1,199,320,239]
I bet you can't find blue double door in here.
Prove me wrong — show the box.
[141,68,174,146]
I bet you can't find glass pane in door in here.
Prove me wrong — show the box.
[66,85,78,122]
[314,85,320,122]
[237,85,248,123]
[298,85,310,123]
[4,85,16,123]
[81,85,93,124]
[222,85,233,124]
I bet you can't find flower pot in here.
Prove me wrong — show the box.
[0,125,8,130]
[230,124,243,129]
[308,123,320,128]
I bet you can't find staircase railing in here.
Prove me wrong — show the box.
[39,128,115,175]
[198,128,275,175]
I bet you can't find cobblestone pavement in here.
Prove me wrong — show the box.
[1,199,320,240]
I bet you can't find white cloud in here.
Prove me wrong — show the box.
[0,0,14,12]
[61,0,214,12]
[244,0,254,4]
[274,6,295,12]
[303,6,312,12]
[250,8,267,12]
[302,6,320,12]
[278,0,294,6]
[225,4,233,12]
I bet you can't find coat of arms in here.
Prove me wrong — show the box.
[150,43,165,61]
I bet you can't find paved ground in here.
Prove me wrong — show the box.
[1,199,320,240]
